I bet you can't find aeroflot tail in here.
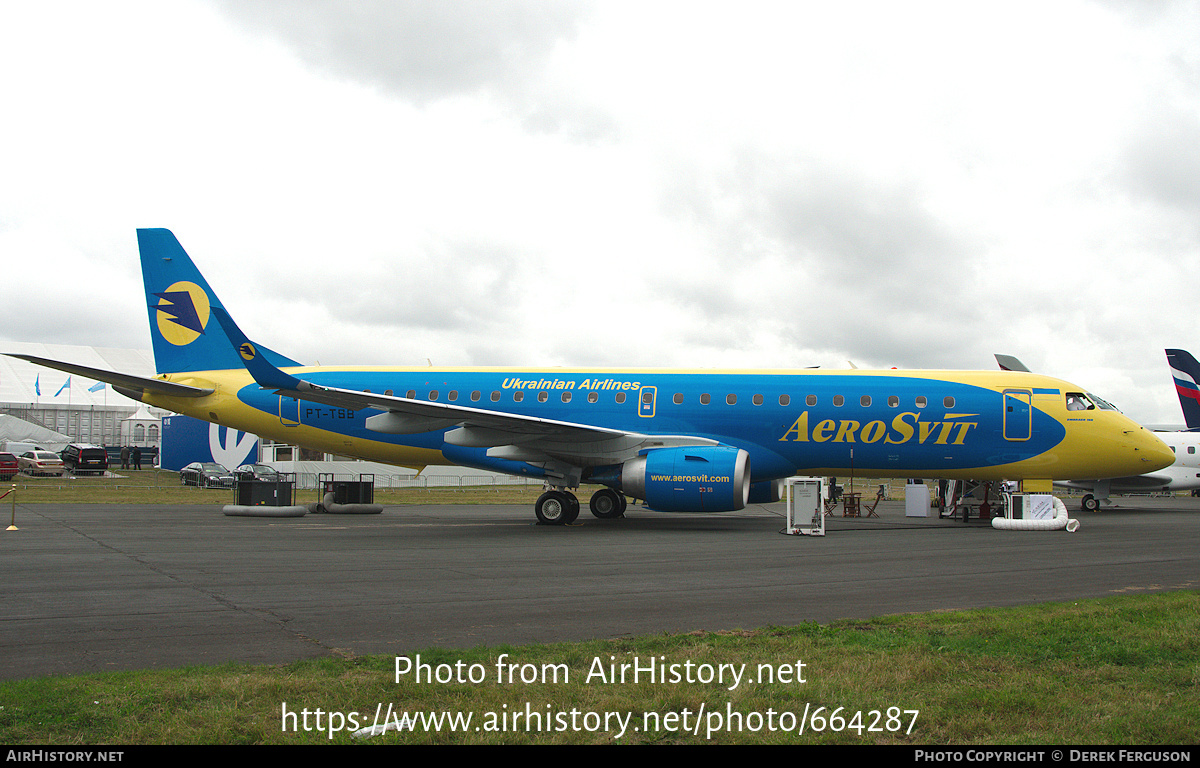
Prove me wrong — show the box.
[138,228,300,375]
[1166,349,1200,431]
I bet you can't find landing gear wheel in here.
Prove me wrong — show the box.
[1081,494,1099,512]
[589,488,626,519]
[536,490,580,525]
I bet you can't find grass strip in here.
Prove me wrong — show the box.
[1,592,1195,744]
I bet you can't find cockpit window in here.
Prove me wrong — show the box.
[1086,392,1119,411]
[1065,393,1093,411]
[1065,392,1120,412]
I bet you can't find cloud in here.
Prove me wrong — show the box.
[1121,111,1200,215]
[212,0,592,105]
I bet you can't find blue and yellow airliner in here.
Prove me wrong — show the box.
[10,229,1174,524]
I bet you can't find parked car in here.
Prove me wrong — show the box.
[179,462,234,488]
[234,464,280,482]
[61,444,109,476]
[19,451,65,476]
[0,452,18,480]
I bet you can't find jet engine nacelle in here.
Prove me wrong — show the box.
[621,446,750,513]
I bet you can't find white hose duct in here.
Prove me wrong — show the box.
[991,496,1079,532]
[222,504,308,517]
[308,492,384,515]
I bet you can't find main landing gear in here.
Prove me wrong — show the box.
[588,487,627,519]
[535,490,579,525]
[534,488,628,525]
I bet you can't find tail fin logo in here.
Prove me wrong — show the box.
[152,281,211,347]
[1171,366,1200,405]
[238,342,257,362]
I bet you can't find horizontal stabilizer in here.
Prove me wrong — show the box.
[4,353,214,399]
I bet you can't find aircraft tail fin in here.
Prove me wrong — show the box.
[1166,349,1200,431]
[995,354,1031,372]
[138,229,300,374]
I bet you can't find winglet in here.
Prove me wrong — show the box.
[210,307,305,392]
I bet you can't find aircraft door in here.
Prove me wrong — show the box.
[279,395,301,427]
[1003,390,1031,441]
[639,386,657,418]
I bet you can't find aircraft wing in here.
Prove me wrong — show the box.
[210,309,717,467]
[4,353,214,400]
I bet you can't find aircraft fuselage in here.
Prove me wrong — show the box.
[145,366,1167,486]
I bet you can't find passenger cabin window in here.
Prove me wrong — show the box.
[888,396,899,407]
[385,390,393,396]
[514,391,524,402]
[429,391,439,401]
[943,396,955,408]
[615,392,626,404]
[538,391,549,402]
[470,391,481,401]
[806,395,817,406]
[860,395,871,407]
[915,396,927,408]
[779,394,790,406]
[727,394,737,405]
[700,393,711,405]
[833,395,844,407]
[448,391,458,401]
[588,392,598,403]
[561,392,571,403]
[753,394,764,405]
[673,393,684,404]
[490,391,501,402]
[406,390,416,399]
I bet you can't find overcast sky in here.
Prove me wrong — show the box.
[2,1,1198,426]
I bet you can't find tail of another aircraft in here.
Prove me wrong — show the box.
[1166,349,1200,431]
[138,228,300,375]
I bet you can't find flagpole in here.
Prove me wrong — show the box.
[87,382,108,443]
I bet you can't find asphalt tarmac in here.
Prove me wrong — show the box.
[2,497,1197,680]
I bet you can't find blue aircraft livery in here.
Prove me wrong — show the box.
[7,229,1174,525]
